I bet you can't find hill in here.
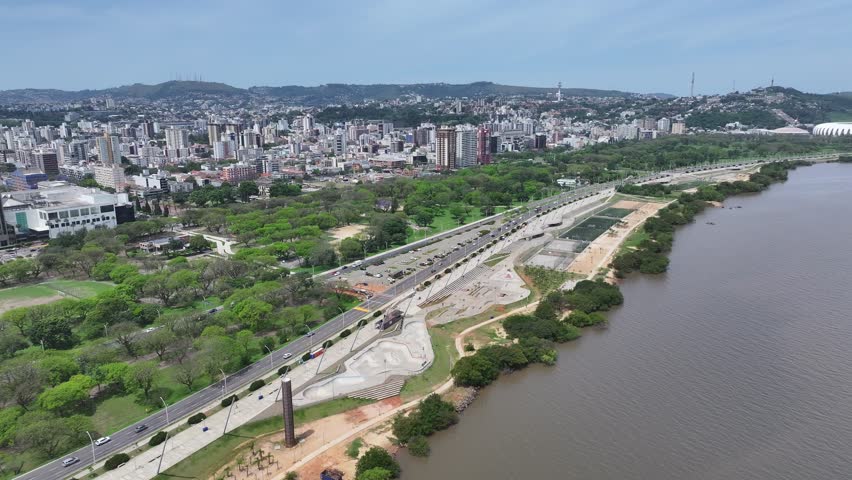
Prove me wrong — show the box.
[0,80,634,105]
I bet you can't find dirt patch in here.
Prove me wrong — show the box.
[329,225,367,243]
[0,294,62,314]
[612,200,644,210]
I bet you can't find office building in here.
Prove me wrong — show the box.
[34,150,59,176]
[5,170,49,191]
[1,184,134,239]
[436,126,456,170]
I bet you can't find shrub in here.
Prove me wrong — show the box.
[340,329,351,338]
[346,437,364,459]
[355,447,400,479]
[322,339,334,349]
[373,310,383,318]
[463,343,475,352]
[104,453,130,470]
[357,319,368,327]
[149,431,167,447]
[187,412,206,425]
[277,365,291,375]
[302,352,312,362]
[407,436,430,457]
[249,379,265,392]
[221,394,239,407]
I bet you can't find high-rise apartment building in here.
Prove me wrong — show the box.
[657,117,671,133]
[455,127,477,168]
[671,122,686,135]
[165,128,190,150]
[207,123,222,145]
[97,134,121,165]
[436,127,457,171]
[477,127,492,165]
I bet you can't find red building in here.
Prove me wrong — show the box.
[477,126,492,165]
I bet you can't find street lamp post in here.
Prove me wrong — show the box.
[160,396,170,427]
[219,369,227,399]
[264,345,273,370]
[85,431,96,466]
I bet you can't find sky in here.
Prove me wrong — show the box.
[0,0,849,95]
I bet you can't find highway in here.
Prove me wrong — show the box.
[19,152,844,480]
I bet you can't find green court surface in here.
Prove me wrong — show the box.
[598,207,634,218]
[561,216,620,242]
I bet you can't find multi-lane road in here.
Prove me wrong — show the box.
[20,153,844,480]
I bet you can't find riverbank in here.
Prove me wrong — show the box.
[399,162,852,480]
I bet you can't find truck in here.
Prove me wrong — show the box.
[375,309,403,330]
[309,347,325,359]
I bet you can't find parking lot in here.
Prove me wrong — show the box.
[334,217,519,294]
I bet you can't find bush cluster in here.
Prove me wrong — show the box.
[187,412,206,425]
[248,379,265,392]
[104,453,130,470]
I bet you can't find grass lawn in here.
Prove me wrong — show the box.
[156,397,372,480]
[618,228,650,255]
[406,206,511,243]
[400,328,456,401]
[0,284,58,302]
[483,253,510,267]
[41,279,114,298]
[91,393,151,435]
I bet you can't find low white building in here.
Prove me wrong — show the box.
[1,184,134,239]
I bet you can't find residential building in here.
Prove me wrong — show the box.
[671,122,687,134]
[207,123,221,145]
[97,134,121,165]
[165,128,190,150]
[436,126,456,170]
[477,126,492,164]
[93,165,127,190]
[221,163,257,182]
[455,126,477,168]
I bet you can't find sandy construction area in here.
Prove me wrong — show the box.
[329,224,367,243]
[0,294,62,314]
[216,398,402,480]
[567,201,668,278]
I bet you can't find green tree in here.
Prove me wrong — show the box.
[355,447,400,479]
[37,374,95,412]
[126,361,159,398]
[407,436,430,457]
[27,315,76,350]
[188,235,212,252]
[237,181,260,202]
[339,237,365,261]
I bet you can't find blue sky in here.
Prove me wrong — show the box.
[0,0,849,95]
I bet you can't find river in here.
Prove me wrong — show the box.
[400,163,852,480]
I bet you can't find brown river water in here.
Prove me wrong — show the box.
[400,163,852,480]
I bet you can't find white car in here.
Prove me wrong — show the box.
[282,353,292,359]
[95,436,111,446]
[62,457,79,467]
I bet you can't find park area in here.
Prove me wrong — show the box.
[0,280,113,313]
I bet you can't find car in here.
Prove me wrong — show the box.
[134,424,148,433]
[332,271,341,276]
[374,273,383,278]
[62,457,80,467]
[143,327,156,333]
[283,353,292,359]
[305,331,316,337]
[95,436,111,446]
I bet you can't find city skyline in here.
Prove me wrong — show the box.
[1,0,849,95]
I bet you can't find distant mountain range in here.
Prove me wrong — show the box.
[0,80,642,105]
